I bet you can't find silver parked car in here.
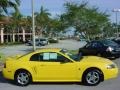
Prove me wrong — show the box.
[27,38,49,46]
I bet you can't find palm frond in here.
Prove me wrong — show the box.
[0,0,20,14]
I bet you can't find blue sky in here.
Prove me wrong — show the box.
[19,0,120,23]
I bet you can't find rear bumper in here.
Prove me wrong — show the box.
[2,68,14,80]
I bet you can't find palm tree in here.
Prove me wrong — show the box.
[35,6,51,37]
[0,0,20,43]
[0,0,20,14]
[10,12,23,42]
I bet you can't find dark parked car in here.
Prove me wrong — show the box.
[112,38,120,45]
[48,37,59,43]
[79,40,120,59]
[27,38,49,46]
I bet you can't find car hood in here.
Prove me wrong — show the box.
[80,56,114,65]
[111,46,120,51]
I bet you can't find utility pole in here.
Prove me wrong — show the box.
[113,9,120,38]
[32,0,36,51]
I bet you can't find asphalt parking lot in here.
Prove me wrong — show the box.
[0,40,87,56]
[0,39,120,90]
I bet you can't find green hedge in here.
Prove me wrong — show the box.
[0,42,23,46]
[0,53,5,62]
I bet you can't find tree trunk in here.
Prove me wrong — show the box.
[6,29,9,43]
[17,27,20,42]
[12,30,15,42]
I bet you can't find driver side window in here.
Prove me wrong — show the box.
[57,54,70,63]
[92,42,103,48]
[85,43,92,48]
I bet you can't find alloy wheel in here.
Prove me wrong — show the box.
[86,71,100,85]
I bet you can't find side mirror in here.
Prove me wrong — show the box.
[60,59,70,64]
[60,59,66,63]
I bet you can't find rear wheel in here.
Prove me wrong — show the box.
[14,71,31,86]
[82,69,102,86]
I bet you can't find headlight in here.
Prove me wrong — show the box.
[106,47,114,52]
[107,64,116,69]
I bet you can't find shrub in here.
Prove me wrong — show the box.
[0,53,5,62]
[0,42,23,46]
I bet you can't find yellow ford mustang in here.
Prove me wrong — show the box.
[2,48,118,86]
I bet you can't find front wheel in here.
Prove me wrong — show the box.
[14,71,31,86]
[82,69,102,86]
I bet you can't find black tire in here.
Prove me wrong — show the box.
[82,69,102,86]
[14,70,31,86]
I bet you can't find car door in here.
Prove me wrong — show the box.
[30,52,77,81]
[90,42,100,55]
[83,42,101,55]
[82,42,96,55]
[94,42,104,54]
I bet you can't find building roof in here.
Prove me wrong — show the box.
[0,17,11,24]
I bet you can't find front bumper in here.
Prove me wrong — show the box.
[103,67,118,80]
[106,51,120,58]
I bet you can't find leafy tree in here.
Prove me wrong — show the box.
[61,1,110,40]
[46,18,65,37]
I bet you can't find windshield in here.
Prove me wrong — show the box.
[35,39,39,41]
[60,49,82,61]
[40,39,46,41]
[101,40,118,47]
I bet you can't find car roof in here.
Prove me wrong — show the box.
[18,48,62,59]
[89,40,101,43]
[35,48,62,53]
[90,40,109,43]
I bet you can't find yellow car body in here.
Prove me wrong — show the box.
[2,48,118,86]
